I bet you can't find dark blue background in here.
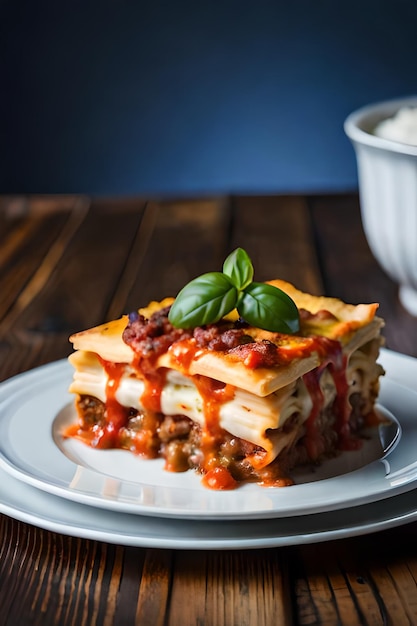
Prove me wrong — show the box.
[1,1,416,196]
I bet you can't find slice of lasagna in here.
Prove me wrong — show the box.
[67,280,384,490]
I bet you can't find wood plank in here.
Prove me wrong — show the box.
[0,195,83,217]
[0,211,75,326]
[0,334,47,382]
[232,195,323,294]
[168,549,293,626]
[379,561,417,623]
[363,532,417,626]
[135,549,173,626]
[293,540,384,626]
[0,516,150,626]
[293,529,417,626]
[117,197,231,316]
[0,199,146,338]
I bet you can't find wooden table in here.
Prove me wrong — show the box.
[1,193,417,625]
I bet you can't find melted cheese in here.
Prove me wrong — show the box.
[69,344,380,467]
[69,350,315,458]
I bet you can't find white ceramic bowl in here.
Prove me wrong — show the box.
[345,96,417,315]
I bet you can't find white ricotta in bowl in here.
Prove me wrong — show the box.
[374,107,417,145]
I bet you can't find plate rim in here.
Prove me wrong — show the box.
[1,460,417,549]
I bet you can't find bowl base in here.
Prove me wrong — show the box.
[399,285,417,316]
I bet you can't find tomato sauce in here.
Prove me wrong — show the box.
[65,359,130,448]
[201,466,238,490]
[303,368,327,461]
[301,337,362,459]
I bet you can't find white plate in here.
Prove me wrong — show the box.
[0,349,416,520]
[1,461,417,549]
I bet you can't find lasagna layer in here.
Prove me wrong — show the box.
[67,282,385,489]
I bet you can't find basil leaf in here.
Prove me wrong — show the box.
[238,282,300,333]
[168,272,238,328]
[168,248,300,333]
[223,248,253,290]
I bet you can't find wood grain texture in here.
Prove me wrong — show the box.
[1,194,417,625]
[232,195,323,294]
[166,549,292,626]
[292,530,417,625]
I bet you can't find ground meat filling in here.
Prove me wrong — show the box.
[77,396,106,428]
[122,306,284,369]
[74,393,362,484]
[75,395,276,480]
[193,322,252,351]
[122,307,193,370]
[349,392,369,432]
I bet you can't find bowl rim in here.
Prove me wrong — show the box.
[344,95,417,156]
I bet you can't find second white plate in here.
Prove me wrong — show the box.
[1,462,417,549]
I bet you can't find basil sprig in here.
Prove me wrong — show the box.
[168,248,300,333]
